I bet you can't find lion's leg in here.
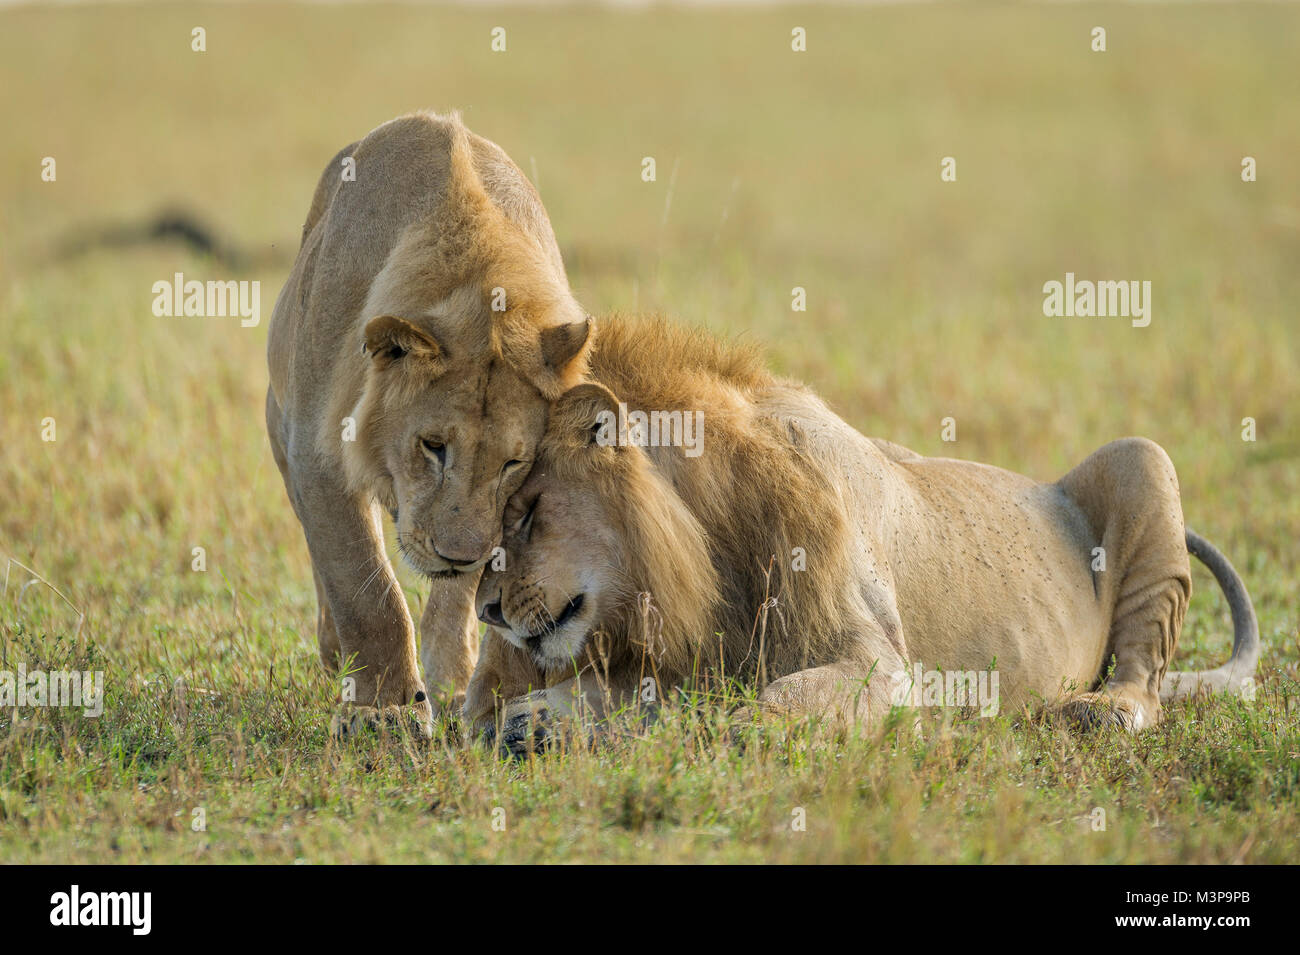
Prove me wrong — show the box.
[740,573,915,731]
[266,388,345,676]
[492,671,640,758]
[752,656,912,732]
[1056,438,1192,731]
[281,428,429,737]
[418,571,482,712]
[1060,575,1187,732]
[745,570,915,731]
[311,564,342,672]
[463,627,544,731]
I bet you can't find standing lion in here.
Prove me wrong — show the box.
[266,112,592,736]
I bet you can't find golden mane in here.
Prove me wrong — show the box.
[544,315,862,690]
[587,312,771,400]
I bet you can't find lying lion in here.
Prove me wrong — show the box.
[467,315,1259,754]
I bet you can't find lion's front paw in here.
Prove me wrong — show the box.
[720,704,763,748]
[492,693,556,759]
[331,698,434,741]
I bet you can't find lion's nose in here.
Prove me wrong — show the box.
[479,599,507,628]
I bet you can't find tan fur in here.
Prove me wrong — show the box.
[469,315,1252,750]
[266,112,591,734]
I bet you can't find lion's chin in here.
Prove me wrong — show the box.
[528,634,589,671]
[397,538,490,579]
[398,552,457,579]
[510,594,589,666]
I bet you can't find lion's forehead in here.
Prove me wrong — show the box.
[485,362,546,407]
[417,368,542,433]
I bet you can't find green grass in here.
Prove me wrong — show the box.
[1,2,1297,863]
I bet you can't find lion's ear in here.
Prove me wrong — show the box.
[553,381,620,446]
[539,315,594,373]
[362,315,444,371]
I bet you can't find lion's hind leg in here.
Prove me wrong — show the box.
[1055,438,1192,732]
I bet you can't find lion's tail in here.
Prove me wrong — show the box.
[1160,528,1261,702]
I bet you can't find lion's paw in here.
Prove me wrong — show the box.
[726,704,765,732]
[487,692,556,759]
[330,699,433,741]
[1053,692,1145,733]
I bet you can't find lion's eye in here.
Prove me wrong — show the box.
[509,495,538,536]
[502,458,527,474]
[420,438,446,465]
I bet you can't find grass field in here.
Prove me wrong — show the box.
[1,2,1298,863]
